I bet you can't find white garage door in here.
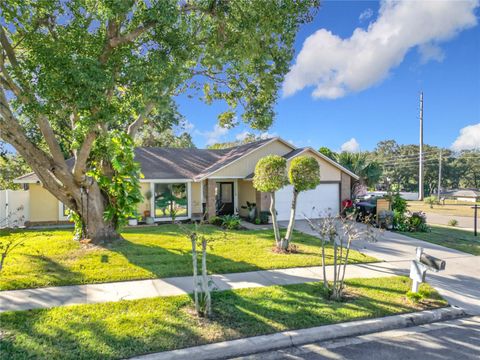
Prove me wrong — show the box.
[275,183,340,221]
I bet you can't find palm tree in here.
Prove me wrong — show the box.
[337,152,382,191]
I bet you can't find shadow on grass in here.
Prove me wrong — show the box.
[0,278,440,360]
[3,254,84,290]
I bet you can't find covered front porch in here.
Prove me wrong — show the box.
[137,179,269,222]
[199,179,270,220]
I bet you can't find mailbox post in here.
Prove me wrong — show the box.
[409,247,446,293]
[472,204,478,237]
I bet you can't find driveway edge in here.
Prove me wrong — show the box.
[130,306,466,360]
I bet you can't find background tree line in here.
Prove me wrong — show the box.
[320,140,480,195]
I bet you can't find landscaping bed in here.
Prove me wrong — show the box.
[0,276,446,360]
[402,225,480,255]
[0,225,378,291]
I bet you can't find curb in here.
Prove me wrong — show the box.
[129,306,466,360]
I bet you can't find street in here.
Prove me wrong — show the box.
[234,316,480,360]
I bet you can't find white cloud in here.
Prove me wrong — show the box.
[418,43,445,64]
[451,123,480,151]
[283,0,479,99]
[197,124,230,145]
[259,131,278,139]
[341,138,360,153]
[235,131,251,141]
[359,8,373,22]
[181,120,195,132]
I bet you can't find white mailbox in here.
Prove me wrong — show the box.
[409,247,446,293]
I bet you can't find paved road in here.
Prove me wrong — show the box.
[281,220,480,315]
[425,212,476,230]
[234,316,480,360]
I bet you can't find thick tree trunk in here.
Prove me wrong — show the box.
[73,183,121,244]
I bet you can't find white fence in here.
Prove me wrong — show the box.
[0,190,29,228]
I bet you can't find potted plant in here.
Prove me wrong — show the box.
[128,216,138,226]
[144,210,154,225]
[144,190,155,224]
[241,201,256,222]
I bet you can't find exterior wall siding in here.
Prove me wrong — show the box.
[191,181,202,214]
[29,184,59,222]
[340,172,352,201]
[238,180,256,217]
[137,182,151,216]
[212,141,293,178]
[286,149,341,182]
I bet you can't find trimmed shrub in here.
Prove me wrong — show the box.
[448,219,458,227]
[220,215,241,230]
[209,216,223,227]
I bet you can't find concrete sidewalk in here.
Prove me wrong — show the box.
[2,222,478,314]
[0,261,408,313]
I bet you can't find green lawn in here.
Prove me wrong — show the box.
[0,276,446,360]
[0,225,377,291]
[402,225,480,255]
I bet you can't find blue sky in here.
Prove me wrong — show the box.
[179,0,480,152]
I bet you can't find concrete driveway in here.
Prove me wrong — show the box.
[280,220,480,315]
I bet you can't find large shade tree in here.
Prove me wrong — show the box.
[0,0,318,243]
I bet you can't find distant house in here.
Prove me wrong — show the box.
[440,189,480,203]
[14,137,358,227]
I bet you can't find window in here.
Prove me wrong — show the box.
[58,202,69,221]
[154,183,188,218]
[62,203,69,217]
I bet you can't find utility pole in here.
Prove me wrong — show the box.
[437,150,442,200]
[418,92,424,201]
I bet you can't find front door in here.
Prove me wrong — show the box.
[217,182,234,215]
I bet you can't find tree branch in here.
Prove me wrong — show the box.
[0,87,76,192]
[127,102,155,138]
[36,114,68,165]
[99,20,155,64]
[0,26,19,68]
[73,129,97,183]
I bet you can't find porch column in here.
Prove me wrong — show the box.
[205,179,216,220]
[255,190,270,218]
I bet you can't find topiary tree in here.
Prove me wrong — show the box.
[283,156,320,249]
[253,155,287,248]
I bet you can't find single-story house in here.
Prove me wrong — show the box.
[440,189,480,203]
[14,137,358,226]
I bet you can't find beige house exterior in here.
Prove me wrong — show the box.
[15,137,358,226]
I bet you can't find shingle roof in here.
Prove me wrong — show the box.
[134,147,227,179]
[13,172,40,183]
[14,138,275,183]
[441,189,480,198]
[244,147,307,179]
[193,138,273,180]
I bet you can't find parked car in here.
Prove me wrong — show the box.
[354,195,378,222]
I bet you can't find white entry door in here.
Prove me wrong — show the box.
[275,183,340,221]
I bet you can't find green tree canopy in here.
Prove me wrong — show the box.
[288,156,320,192]
[337,152,382,189]
[318,147,337,161]
[0,0,318,242]
[0,153,30,190]
[253,155,287,193]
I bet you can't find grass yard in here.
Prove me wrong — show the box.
[0,276,446,360]
[402,225,480,255]
[0,225,377,291]
[407,200,479,217]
